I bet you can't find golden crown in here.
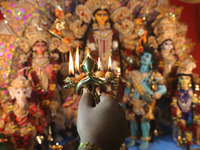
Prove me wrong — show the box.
[84,0,121,14]
[24,15,51,47]
[152,14,178,45]
[156,32,177,45]
[25,30,51,47]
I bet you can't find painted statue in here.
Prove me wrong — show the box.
[50,0,134,72]
[0,76,43,150]
[171,60,200,145]
[148,13,180,126]
[83,7,120,70]
[17,16,65,128]
[122,46,167,149]
[152,14,179,83]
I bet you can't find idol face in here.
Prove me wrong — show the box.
[34,41,47,55]
[162,40,173,51]
[161,40,173,59]
[178,75,191,90]
[140,52,152,66]
[95,10,109,26]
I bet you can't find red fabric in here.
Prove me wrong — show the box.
[169,0,200,74]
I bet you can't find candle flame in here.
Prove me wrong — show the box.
[69,49,74,75]
[75,44,79,72]
[86,46,90,57]
[108,56,112,70]
[98,57,101,70]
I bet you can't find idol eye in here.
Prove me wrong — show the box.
[97,13,102,16]
[17,91,20,94]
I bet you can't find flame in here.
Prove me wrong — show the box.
[75,44,79,72]
[98,57,101,70]
[86,46,90,57]
[69,49,74,75]
[116,67,121,74]
[108,56,112,70]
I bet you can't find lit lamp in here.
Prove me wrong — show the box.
[95,57,105,78]
[69,49,74,77]
[36,135,44,145]
[50,142,63,150]
[75,44,84,80]
[86,46,90,57]
[98,57,101,71]
[64,48,80,88]
[108,56,112,71]
[105,56,116,80]
[64,49,117,105]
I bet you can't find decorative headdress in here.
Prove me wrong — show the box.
[177,22,188,37]
[84,0,121,14]
[10,76,31,89]
[75,0,130,24]
[152,14,178,45]
[17,14,60,53]
[23,15,51,47]
[72,0,133,38]
[177,58,196,75]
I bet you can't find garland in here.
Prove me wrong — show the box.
[27,56,58,114]
[88,28,119,62]
[177,121,197,134]
[7,99,36,148]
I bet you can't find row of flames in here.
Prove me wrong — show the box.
[68,45,112,75]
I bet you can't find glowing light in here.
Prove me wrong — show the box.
[75,44,79,72]
[7,53,11,59]
[108,56,112,71]
[98,57,101,71]
[195,85,199,91]
[86,46,90,57]
[36,136,44,145]
[69,49,74,75]
[116,67,121,74]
